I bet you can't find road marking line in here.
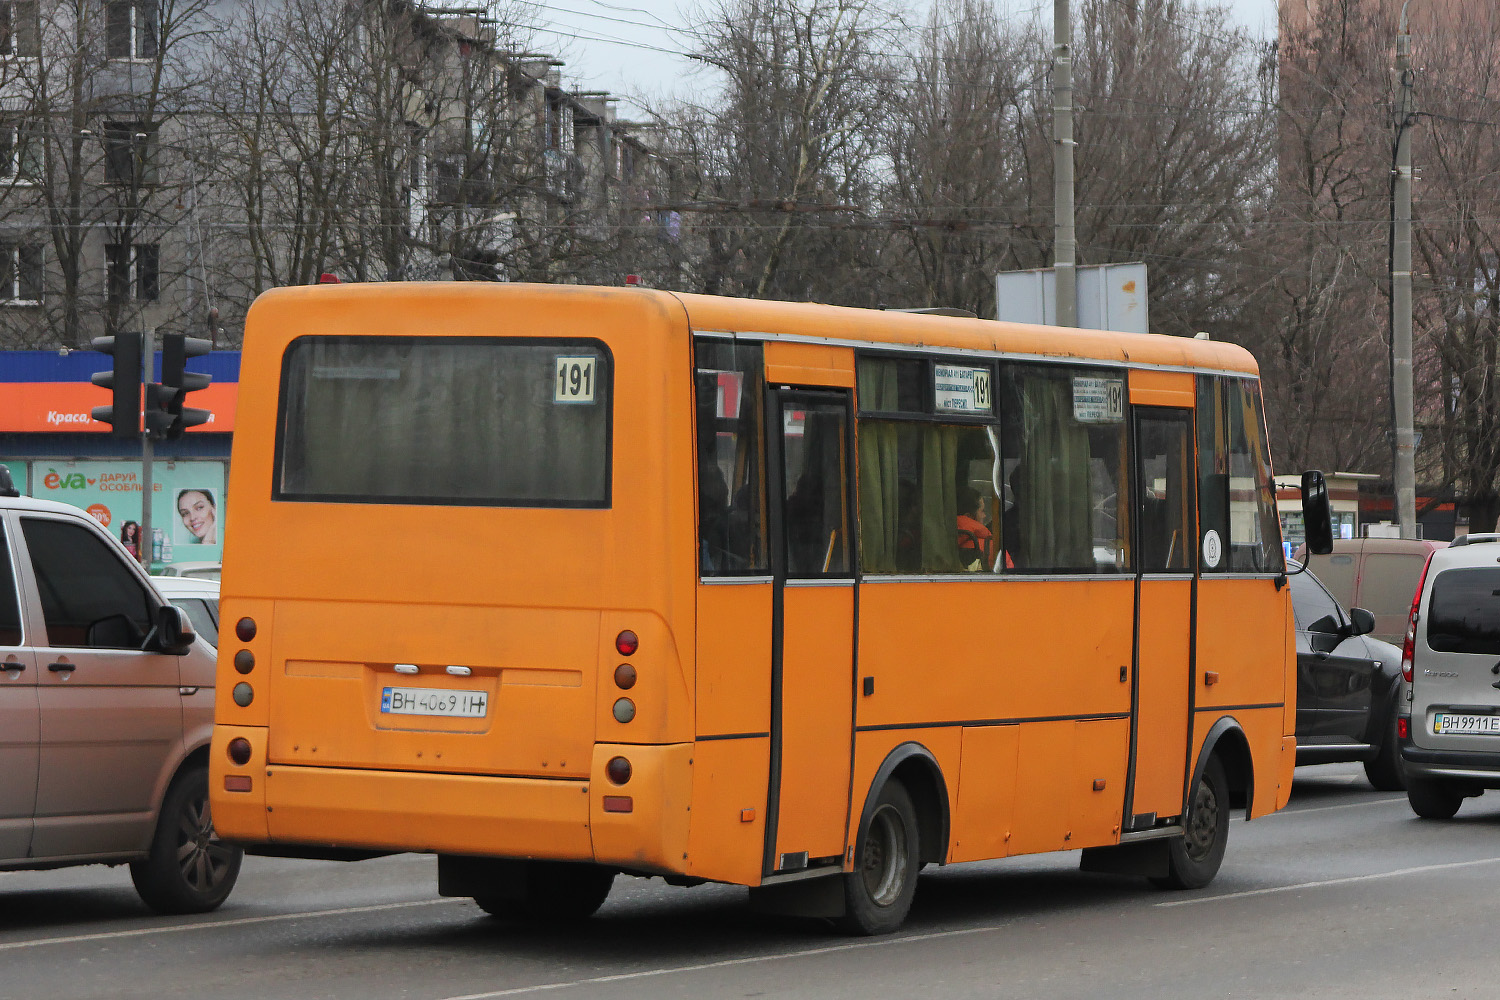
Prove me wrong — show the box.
[437,924,1013,1000]
[1278,795,1408,816]
[0,897,458,952]
[1156,855,1500,908]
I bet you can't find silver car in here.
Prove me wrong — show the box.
[0,479,241,912]
[1399,533,1500,818]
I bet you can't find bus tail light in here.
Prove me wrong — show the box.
[602,796,633,813]
[236,617,257,642]
[1401,552,1434,683]
[224,775,252,793]
[227,737,252,766]
[612,698,636,723]
[606,756,632,784]
[613,663,637,689]
[615,630,638,656]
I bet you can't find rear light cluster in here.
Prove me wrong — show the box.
[232,616,259,707]
[1400,554,1434,683]
[613,630,637,724]
[605,631,637,809]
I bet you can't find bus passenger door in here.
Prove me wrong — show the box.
[1128,408,1196,827]
[765,389,856,875]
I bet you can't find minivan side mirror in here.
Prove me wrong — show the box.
[1348,607,1375,637]
[1301,470,1335,555]
[150,604,197,655]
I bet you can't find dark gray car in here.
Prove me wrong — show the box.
[1290,565,1406,790]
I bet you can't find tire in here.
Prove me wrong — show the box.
[835,779,919,935]
[474,862,615,921]
[1363,706,1407,792]
[130,763,243,915]
[1151,756,1229,891]
[1407,777,1464,819]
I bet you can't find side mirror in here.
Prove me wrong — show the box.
[1349,607,1376,637]
[151,604,197,655]
[1308,613,1341,636]
[1301,470,1334,555]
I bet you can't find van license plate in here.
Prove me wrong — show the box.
[381,687,488,718]
[1433,713,1500,735]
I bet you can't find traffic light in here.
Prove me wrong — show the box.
[90,332,143,439]
[157,333,212,440]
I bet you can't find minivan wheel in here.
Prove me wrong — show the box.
[1151,756,1229,891]
[1363,706,1407,792]
[130,763,243,914]
[1407,777,1464,819]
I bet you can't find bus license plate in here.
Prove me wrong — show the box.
[1433,713,1500,735]
[381,687,488,719]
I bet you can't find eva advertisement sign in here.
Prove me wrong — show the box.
[34,460,225,566]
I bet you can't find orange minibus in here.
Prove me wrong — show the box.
[211,282,1331,934]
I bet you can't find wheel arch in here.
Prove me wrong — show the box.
[857,742,950,866]
[1192,717,1253,820]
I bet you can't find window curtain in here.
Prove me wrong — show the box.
[919,425,963,573]
[858,362,901,573]
[1017,377,1092,569]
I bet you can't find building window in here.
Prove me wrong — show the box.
[106,1,159,60]
[0,120,40,182]
[0,2,38,57]
[0,243,43,304]
[105,243,158,305]
[103,121,158,185]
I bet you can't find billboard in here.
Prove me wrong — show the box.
[994,262,1149,334]
[30,460,226,568]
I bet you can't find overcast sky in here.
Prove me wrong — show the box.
[521,0,1279,117]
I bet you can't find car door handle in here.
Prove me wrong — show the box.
[47,662,75,673]
[2,662,22,673]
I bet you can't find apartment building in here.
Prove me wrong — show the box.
[0,0,676,349]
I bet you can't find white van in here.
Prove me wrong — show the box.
[1400,533,1500,817]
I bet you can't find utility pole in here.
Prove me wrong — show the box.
[1053,0,1077,327]
[141,328,156,568]
[1391,7,1417,537]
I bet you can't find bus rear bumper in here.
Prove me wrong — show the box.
[255,764,595,860]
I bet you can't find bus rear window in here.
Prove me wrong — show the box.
[276,337,611,507]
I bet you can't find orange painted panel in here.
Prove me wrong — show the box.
[1129,369,1195,408]
[1071,719,1129,846]
[686,737,770,885]
[775,585,855,863]
[1010,721,1073,855]
[856,579,1133,728]
[1132,580,1192,819]
[1195,578,1292,731]
[263,764,593,859]
[695,583,772,738]
[590,742,693,874]
[847,727,962,867]
[951,725,1019,863]
[763,341,856,388]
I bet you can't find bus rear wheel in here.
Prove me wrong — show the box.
[1151,756,1229,891]
[836,780,919,935]
[474,861,615,921]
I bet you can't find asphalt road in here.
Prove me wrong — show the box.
[2,763,1496,1000]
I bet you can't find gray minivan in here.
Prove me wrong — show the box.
[1399,533,1500,817]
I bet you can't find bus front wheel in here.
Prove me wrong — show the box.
[836,779,919,935]
[1151,756,1229,891]
[474,861,615,921]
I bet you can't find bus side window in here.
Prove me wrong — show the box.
[1197,376,1284,574]
[694,340,769,577]
[999,364,1130,574]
